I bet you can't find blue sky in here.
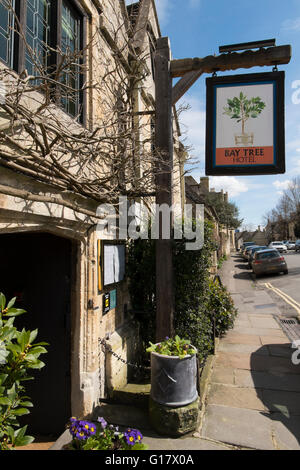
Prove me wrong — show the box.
[129,0,300,229]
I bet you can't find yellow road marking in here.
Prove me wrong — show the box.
[265,283,300,308]
[264,282,300,315]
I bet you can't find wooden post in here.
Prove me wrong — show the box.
[154,37,175,342]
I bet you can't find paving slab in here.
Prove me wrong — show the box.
[201,404,274,450]
[262,389,300,416]
[235,369,300,392]
[211,366,235,385]
[221,333,262,346]
[249,317,281,329]
[272,414,300,450]
[218,343,269,355]
[216,351,300,374]
[260,335,291,345]
[207,383,265,411]
[142,435,232,451]
[267,344,293,358]
[232,327,287,337]
[234,320,253,329]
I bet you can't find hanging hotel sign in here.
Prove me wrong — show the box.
[205,71,285,176]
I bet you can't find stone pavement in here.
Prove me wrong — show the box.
[15,436,56,451]
[19,253,300,451]
[199,255,300,450]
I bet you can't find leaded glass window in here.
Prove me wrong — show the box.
[0,0,15,67]
[61,0,81,117]
[25,0,50,76]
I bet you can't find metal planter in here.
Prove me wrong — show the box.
[150,347,198,407]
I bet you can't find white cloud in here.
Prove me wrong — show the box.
[209,176,249,198]
[178,95,206,166]
[155,0,172,26]
[287,138,300,150]
[292,160,300,175]
[282,17,300,32]
[273,180,292,190]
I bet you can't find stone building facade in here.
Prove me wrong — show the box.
[0,0,184,434]
[184,175,236,272]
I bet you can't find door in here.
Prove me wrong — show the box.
[0,232,72,436]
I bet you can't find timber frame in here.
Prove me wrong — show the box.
[154,38,291,340]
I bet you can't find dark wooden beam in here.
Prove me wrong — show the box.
[154,37,175,342]
[172,69,203,105]
[170,45,292,77]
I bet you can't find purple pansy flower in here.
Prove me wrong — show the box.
[97,417,107,429]
[69,418,96,440]
[124,428,143,446]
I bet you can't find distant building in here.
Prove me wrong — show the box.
[235,226,268,250]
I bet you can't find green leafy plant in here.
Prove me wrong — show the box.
[128,219,238,365]
[146,335,196,359]
[0,293,48,450]
[217,254,228,269]
[128,220,217,364]
[206,279,238,336]
[66,417,148,450]
[223,92,266,135]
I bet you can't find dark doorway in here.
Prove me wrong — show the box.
[0,232,73,436]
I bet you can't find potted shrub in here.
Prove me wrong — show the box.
[146,335,198,407]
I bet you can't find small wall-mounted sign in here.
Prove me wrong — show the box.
[103,293,110,315]
[206,71,285,176]
[102,289,117,315]
[97,240,126,293]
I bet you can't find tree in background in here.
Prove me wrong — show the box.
[205,192,243,229]
[264,177,300,240]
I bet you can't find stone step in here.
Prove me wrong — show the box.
[109,383,151,409]
[92,402,152,431]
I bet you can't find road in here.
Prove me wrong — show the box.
[233,250,300,318]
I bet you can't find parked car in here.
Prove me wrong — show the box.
[240,241,255,252]
[295,240,300,252]
[268,241,288,253]
[252,249,288,278]
[248,246,268,268]
[284,241,296,250]
[243,245,259,260]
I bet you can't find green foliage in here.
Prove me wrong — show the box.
[146,335,196,359]
[128,219,238,364]
[217,254,227,269]
[127,238,156,347]
[173,220,216,361]
[67,417,148,450]
[0,293,48,450]
[206,279,238,337]
[206,193,243,229]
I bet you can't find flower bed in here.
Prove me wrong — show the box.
[64,417,148,450]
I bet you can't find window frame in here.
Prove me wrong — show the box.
[0,0,16,68]
[4,0,88,125]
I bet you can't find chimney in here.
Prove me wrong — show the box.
[200,177,209,193]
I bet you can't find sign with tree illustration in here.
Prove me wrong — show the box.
[205,72,285,176]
